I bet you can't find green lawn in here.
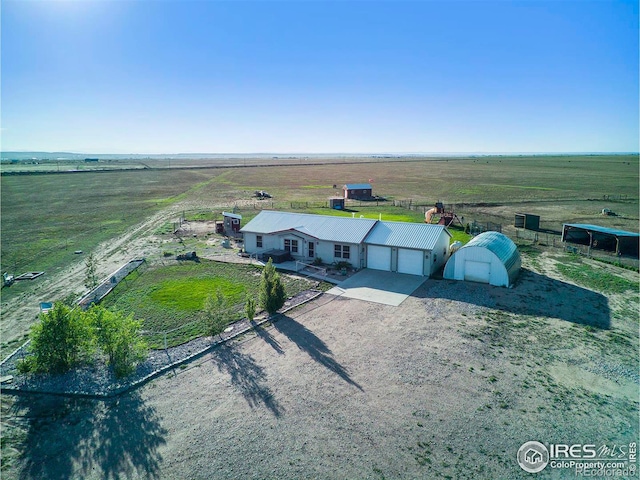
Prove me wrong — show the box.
[101,259,313,348]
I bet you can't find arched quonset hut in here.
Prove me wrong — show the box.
[443,231,521,287]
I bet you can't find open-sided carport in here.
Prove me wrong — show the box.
[562,223,640,257]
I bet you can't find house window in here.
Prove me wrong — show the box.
[308,242,315,258]
[334,244,350,259]
[256,235,263,248]
[284,239,298,253]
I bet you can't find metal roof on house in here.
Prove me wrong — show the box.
[563,224,640,238]
[344,183,372,190]
[240,211,377,244]
[222,212,242,220]
[364,221,451,250]
[462,231,521,279]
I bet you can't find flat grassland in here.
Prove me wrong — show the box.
[2,155,637,278]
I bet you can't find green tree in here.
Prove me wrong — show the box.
[23,303,94,374]
[259,258,286,315]
[204,289,230,340]
[84,252,99,289]
[89,306,147,378]
[245,294,257,322]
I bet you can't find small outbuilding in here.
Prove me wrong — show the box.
[514,213,540,231]
[329,197,345,210]
[222,212,242,236]
[443,231,521,287]
[343,183,373,200]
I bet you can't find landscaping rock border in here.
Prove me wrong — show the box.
[0,290,324,398]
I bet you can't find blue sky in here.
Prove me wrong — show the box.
[2,0,638,154]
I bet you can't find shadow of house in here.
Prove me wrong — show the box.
[415,268,610,329]
[272,315,363,391]
[15,391,166,480]
[211,345,284,417]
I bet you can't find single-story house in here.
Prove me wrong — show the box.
[443,231,521,287]
[240,210,452,276]
[343,183,373,200]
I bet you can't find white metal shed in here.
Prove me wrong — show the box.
[443,231,521,287]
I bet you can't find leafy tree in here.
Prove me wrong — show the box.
[89,306,147,378]
[18,303,147,378]
[84,252,99,289]
[22,303,94,374]
[245,294,257,322]
[204,289,230,340]
[259,258,286,315]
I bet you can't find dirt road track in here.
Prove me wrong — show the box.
[1,208,181,355]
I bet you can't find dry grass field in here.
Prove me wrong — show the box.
[1,155,638,479]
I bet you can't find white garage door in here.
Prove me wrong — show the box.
[367,245,392,271]
[397,249,424,276]
[464,260,491,283]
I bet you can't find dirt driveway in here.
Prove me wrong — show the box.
[3,268,637,479]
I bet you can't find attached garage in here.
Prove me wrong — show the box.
[397,248,424,276]
[367,245,392,271]
[364,221,451,277]
[443,231,520,287]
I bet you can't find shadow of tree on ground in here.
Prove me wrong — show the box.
[12,390,166,480]
[251,320,284,355]
[417,268,611,329]
[211,345,284,417]
[272,315,363,391]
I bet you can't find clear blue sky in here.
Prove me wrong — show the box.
[2,0,638,154]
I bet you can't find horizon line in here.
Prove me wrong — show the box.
[2,150,638,156]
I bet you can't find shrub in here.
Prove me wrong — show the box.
[89,307,147,378]
[26,303,94,374]
[21,303,147,378]
[204,289,230,338]
[245,294,257,322]
[259,258,287,315]
[334,260,351,270]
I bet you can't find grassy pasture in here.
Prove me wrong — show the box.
[1,155,637,303]
[0,169,223,293]
[100,260,313,348]
[206,155,639,204]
